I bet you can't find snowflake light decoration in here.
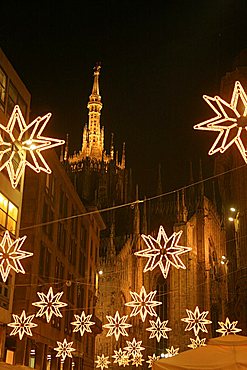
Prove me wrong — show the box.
[112,349,129,366]
[71,311,95,336]
[103,311,132,341]
[166,346,179,357]
[188,336,207,349]
[181,306,212,336]
[216,317,242,336]
[146,354,160,368]
[8,310,37,340]
[0,105,65,188]
[131,354,144,367]
[95,354,111,370]
[123,338,145,357]
[0,230,33,282]
[135,226,191,279]
[146,317,171,342]
[32,286,67,322]
[194,81,247,163]
[125,285,162,322]
[54,339,75,361]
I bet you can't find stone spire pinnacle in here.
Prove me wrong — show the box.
[90,63,101,99]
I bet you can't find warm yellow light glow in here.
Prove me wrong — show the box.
[181,306,212,336]
[8,310,37,340]
[123,338,145,358]
[98,270,103,275]
[0,105,65,188]
[188,336,207,349]
[194,81,247,163]
[71,311,95,336]
[103,311,132,341]
[230,207,236,212]
[54,339,75,361]
[146,317,171,342]
[228,217,234,222]
[146,354,160,368]
[95,354,111,370]
[216,317,242,336]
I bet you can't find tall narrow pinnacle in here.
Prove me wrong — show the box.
[91,63,101,98]
[110,133,114,160]
[121,142,126,169]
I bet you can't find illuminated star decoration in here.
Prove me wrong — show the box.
[125,285,162,322]
[112,349,129,366]
[166,346,179,357]
[188,336,207,349]
[123,338,145,357]
[0,105,65,188]
[8,310,37,340]
[194,81,247,163]
[181,306,212,336]
[70,311,95,336]
[95,354,111,370]
[0,230,33,282]
[103,311,132,341]
[135,226,191,279]
[32,286,67,323]
[54,339,75,361]
[131,354,144,367]
[146,317,171,342]
[216,317,242,336]
[146,354,161,368]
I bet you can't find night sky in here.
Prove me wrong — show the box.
[1,1,247,196]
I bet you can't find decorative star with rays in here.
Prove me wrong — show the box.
[8,310,37,340]
[166,346,179,357]
[70,311,95,336]
[188,336,207,349]
[146,354,161,368]
[131,354,144,367]
[103,311,132,341]
[32,286,67,323]
[0,230,33,282]
[125,285,162,322]
[181,306,212,336]
[194,81,247,163]
[95,354,111,370]
[54,338,75,361]
[146,317,171,342]
[216,317,242,336]
[135,226,191,279]
[123,338,145,357]
[112,348,129,366]
[0,105,65,188]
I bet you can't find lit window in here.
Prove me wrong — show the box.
[0,193,18,234]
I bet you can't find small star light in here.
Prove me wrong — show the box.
[125,285,162,322]
[216,317,242,336]
[181,306,212,336]
[123,338,145,357]
[146,317,172,342]
[135,226,191,279]
[194,81,247,163]
[112,349,129,366]
[0,105,65,188]
[166,346,179,357]
[188,336,207,349]
[146,354,161,368]
[70,311,95,336]
[32,286,67,323]
[0,230,33,282]
[54,339,75,361]
[95,354,111,370]
[131,354,144,367]
[103,311,132,341]
[8,310,37,340]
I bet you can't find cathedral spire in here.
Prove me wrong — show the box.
[90,63,101,99]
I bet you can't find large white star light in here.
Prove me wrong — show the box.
[71,311,95,336]
[32,286,67,323]
[146,317,171,342]
[8,310,37,340]
[131,354,144,367]
[54,338,75,361]
[181,306,212,336]
[0,105,65,188]
[125,285,162,322]
[194,81,247,163]
[188,336,207,349]
[146,354,161,368]
[103,311,132,341]
[166,346,179,357]
[216,317,242,336]
[123,338,145,357]
[135,226,191,279]
[95,354,111,370]
[0,230,33,282]
[112,349,129,366]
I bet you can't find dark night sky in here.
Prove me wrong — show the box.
[1,1,247,196]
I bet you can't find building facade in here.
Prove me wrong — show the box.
[0,48,31,364]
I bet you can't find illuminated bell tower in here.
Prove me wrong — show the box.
[81,64,104,160]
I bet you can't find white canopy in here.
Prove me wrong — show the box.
[153,335,247,370]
